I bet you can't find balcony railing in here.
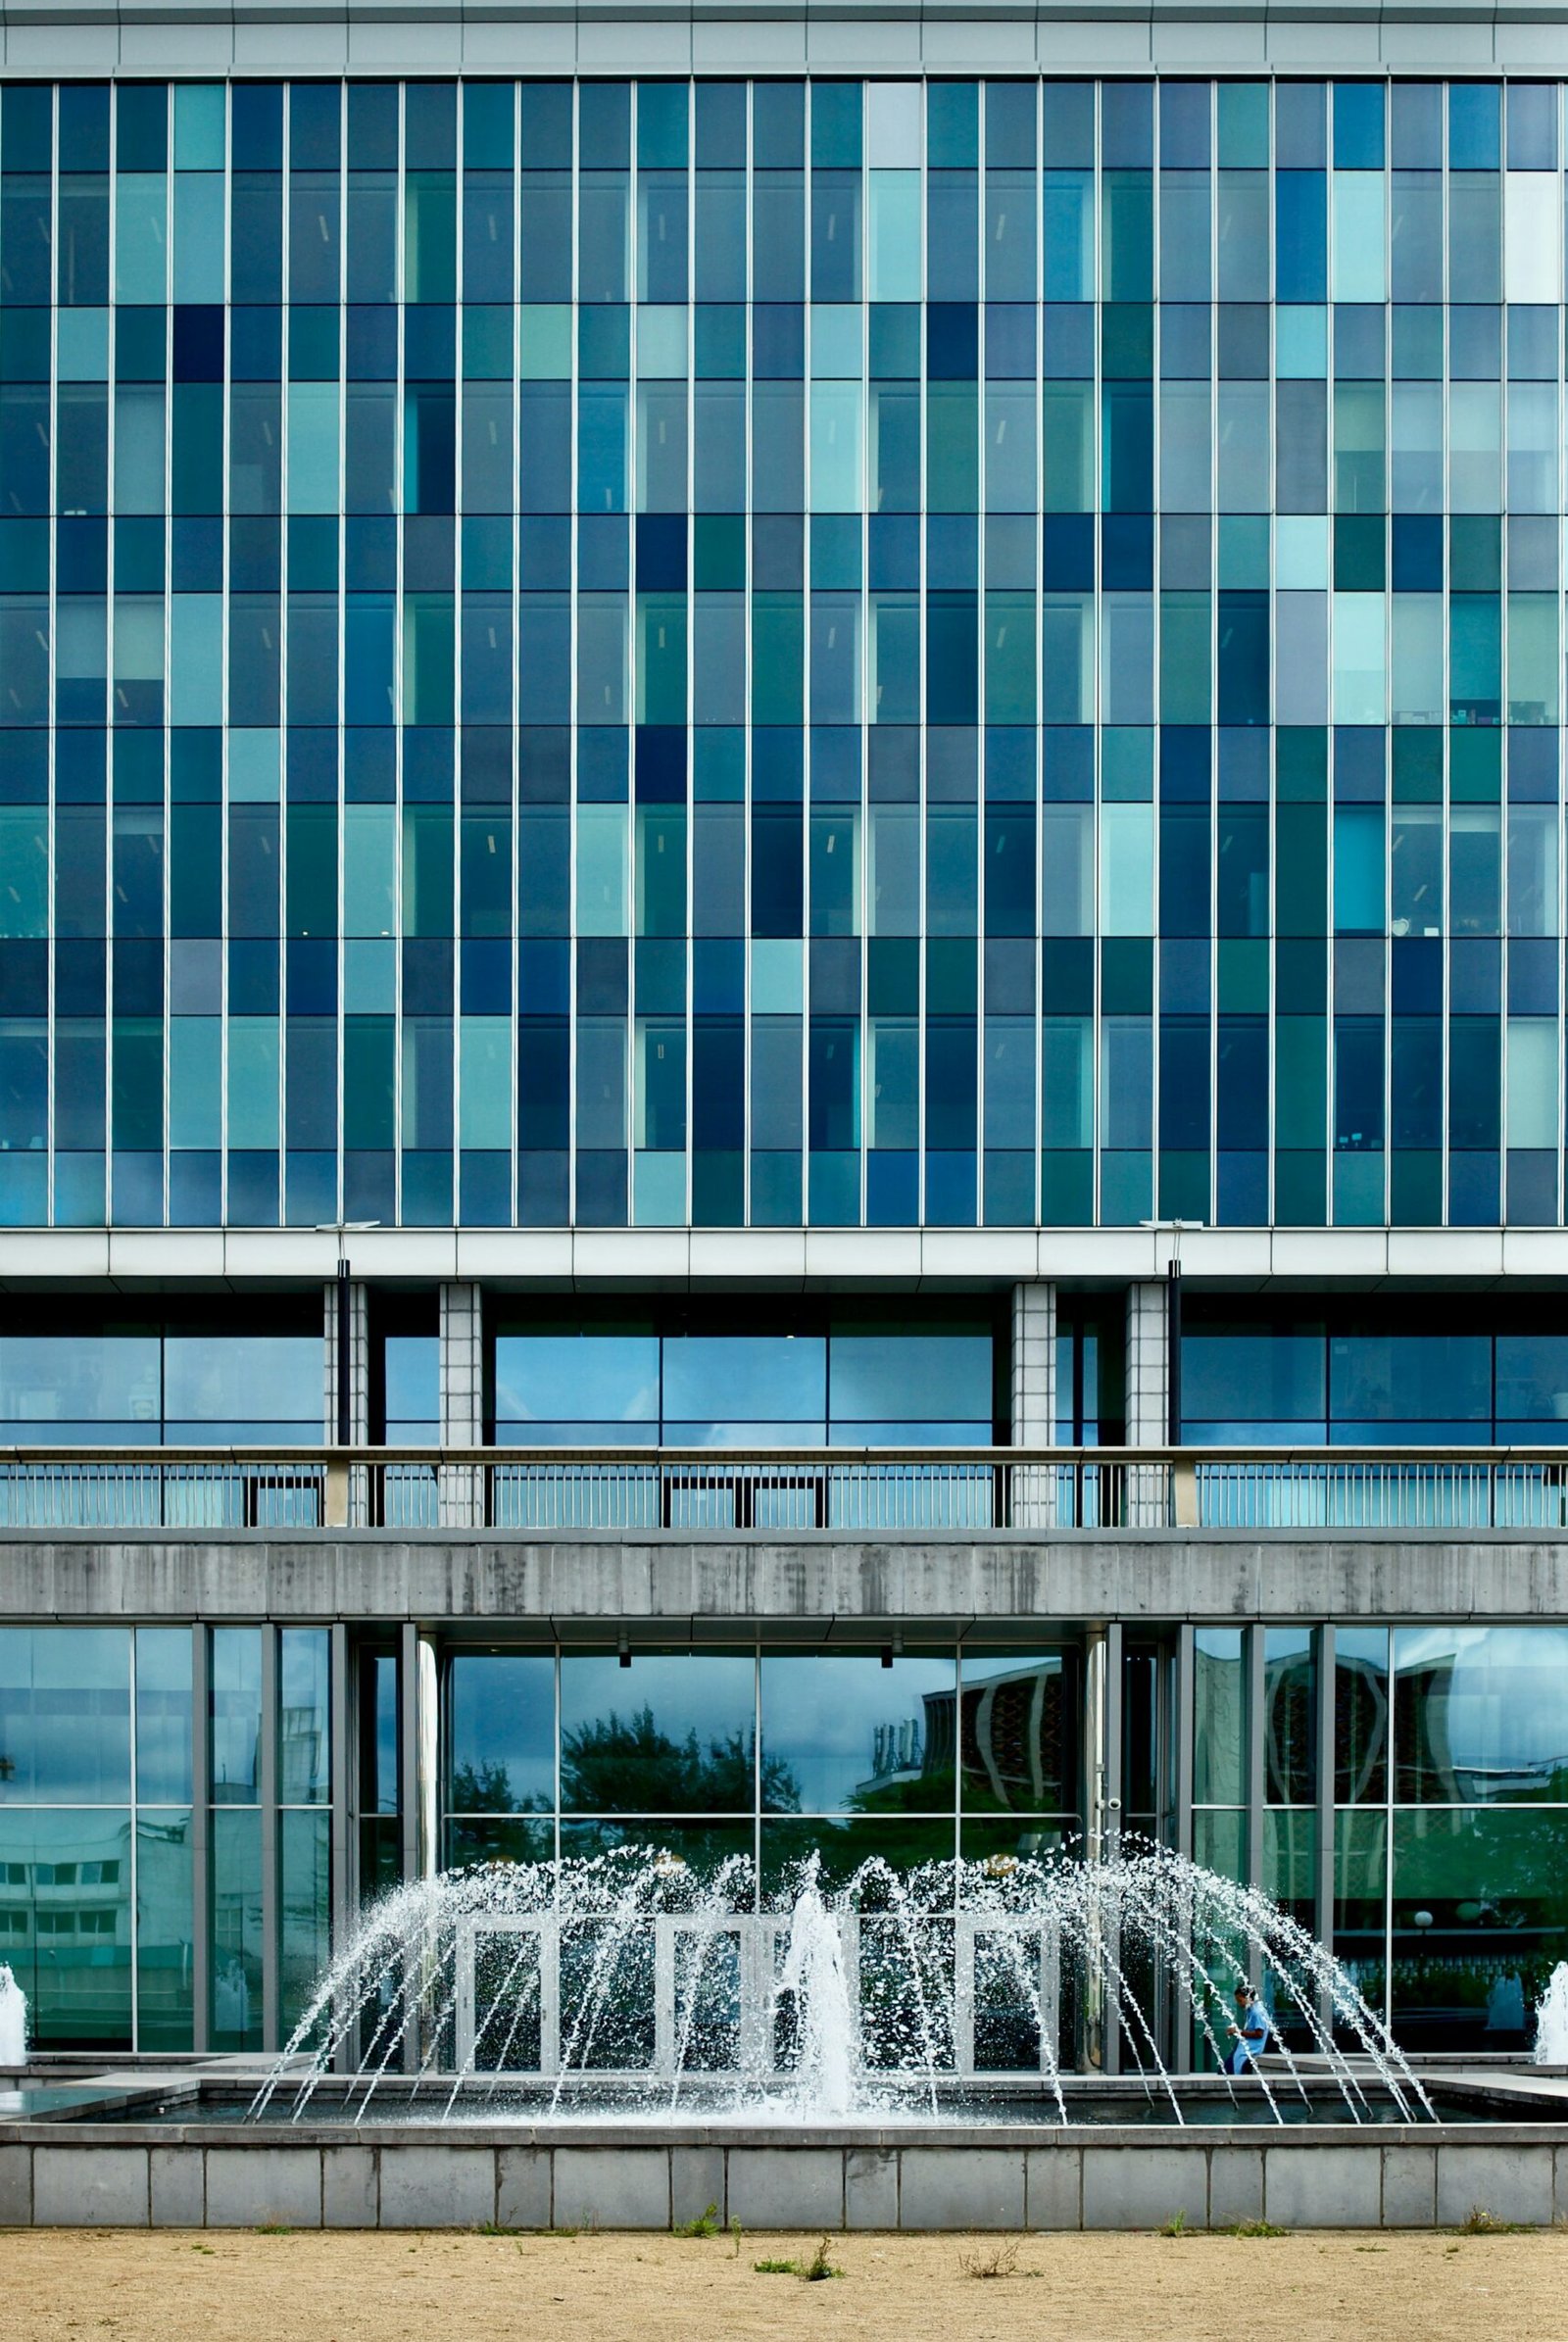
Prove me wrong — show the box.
[0,1445,1564,1534]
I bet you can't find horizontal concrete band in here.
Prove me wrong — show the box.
[1,1531,1566,1624]
[3,1224,1568,1292]
[0,1,1566,80]
[0,2129,1564,2230]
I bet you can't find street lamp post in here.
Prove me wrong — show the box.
[316,1223,379,1446]
[1141,1219,1202,1447]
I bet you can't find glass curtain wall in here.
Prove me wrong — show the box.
[0,76,1563,1234]
[443,1645,1082,1890]
[0,1624,331,2051]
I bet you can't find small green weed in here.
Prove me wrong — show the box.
[753,2258,801,2275]
[1158,2210,1190,2238]
[1457,2207,1533,2235]
[255,2223,293,2236]
[673,2201,720,2238]
[1228,2220,1286,2239]
[803,2235,843,2281]
[729,2214,744,2258]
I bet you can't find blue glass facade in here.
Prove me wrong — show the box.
[0,74,1564,1233]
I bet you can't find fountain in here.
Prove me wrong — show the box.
[4,1846,1565,2233]
[0,1965,25,2067]
[251,1842,1432,2130]
[1535,1962,1568,2065]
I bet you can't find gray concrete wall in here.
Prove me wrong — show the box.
[0,2125,1564,2231]
[1,1529,1567,1627]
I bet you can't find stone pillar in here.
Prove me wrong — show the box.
[438,1282,484,1527]
[1008,1282,1056,1527]
[1124,1281,1171,1526]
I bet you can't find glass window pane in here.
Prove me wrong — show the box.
[279,1629,329,1806]
[1495,1337,1568,1424]
[1181,1333,1325,1436]
[280,1808,331,2038]
[560,1652,757,1813]
[760,1652,956,1813]
[0,1808,131,2048]
[0,1626,131,1804]
[135,1628,192,1805]
[211,1806,263,2049]
[0,1336,160,1433]
[1329,1334,1491,1428]
[1395,1626,1568,1802]
[384,1335,439,1432]
[957,1651,1079,1815]
[829,1333,993,1424]
[662,1337,826,1425]
[449,1652,555,1812]
[1262,1629,1316,1805]
[493,1335,659,1426]
[210,1628,261,1805]
[1392,1808,1568,2054]
[1193,1627,1245,1806]
[1332,1807,1386,2025]
[1335,1626,1389,1804]
[164,1335,323,1431]
[136,1807,193,2051]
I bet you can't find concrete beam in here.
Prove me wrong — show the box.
[1,1529,1566,1626]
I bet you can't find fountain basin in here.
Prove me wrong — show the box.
[2,2076,1567,2231]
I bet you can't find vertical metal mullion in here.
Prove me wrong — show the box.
[1315,1622,1337,2031]
[191,1624,211,2053]
[1246,1622,1265,1988]
[1172,1621,1194,2072]
[329,1620,351,2071]
[260,1620,279,2049]
[127,1631,140,2050]
[1102,1619,1123,2076]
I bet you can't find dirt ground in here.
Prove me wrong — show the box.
[4,2226,1568,2342]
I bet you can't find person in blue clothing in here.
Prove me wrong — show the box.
[1227,1984,1269,2074]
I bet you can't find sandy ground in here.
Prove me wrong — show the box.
[3,2227,1568,2342]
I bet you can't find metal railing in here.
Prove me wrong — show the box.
[0,1443,1565,1534]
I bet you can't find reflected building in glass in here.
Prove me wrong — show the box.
[0,50,1566,2071]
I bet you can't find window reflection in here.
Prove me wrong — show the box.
[0,1626,131,1805]
[134,1628,192,1805]
[760,1653,956,1813]
[1335,1626,1389,1803]
[560,1653,757,1813]
[0,1808,132,2048]
[662,1336,825,1424]
[956,1651,1079,1815]
[1391,1808,1568,2053]
[210,1628,261,1805]
[448,1652,555,1813]
[1263,1628,1315,1804]
[1395,1625,1568,1802]
[1192,1628,1245,1806]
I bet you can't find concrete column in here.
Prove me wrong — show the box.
[1125,1281,1172,1528]
[1124,1280,1170,1445]
[439,1283,484,1527]
[1009,1282,1056,1443]
[1009,1282,1056,1527]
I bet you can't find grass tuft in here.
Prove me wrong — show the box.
[803,2236,844,2281]
[753,2258,800,2275]
[958,2239,1042,2279]
[672,2202,720,2239]
[1158,2210,1191,2239]
[1228,2220,1287,2239]
[1457,2207,1533,2235]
